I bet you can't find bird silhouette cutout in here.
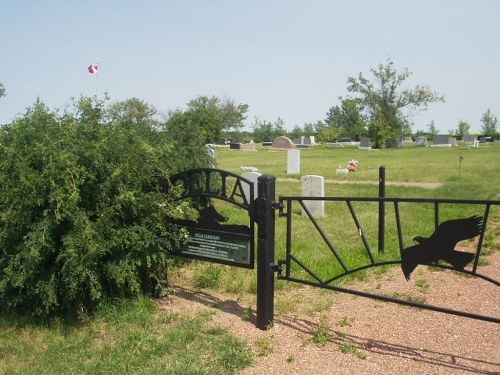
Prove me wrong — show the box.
[401,215,483,280]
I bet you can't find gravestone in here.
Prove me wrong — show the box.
[359,137,371,150]
[463,135,476,144]
[432,134,451,147]
[387,138,403,148]
[230,142,241,150]
[287,149,300,174]
[415,137,428,147]
[262,138,273,146]
[326,142,344,148]
[301,175,324,218]
[244,141,257,151]
[295,136,306,145]
[241,171,262,203]
[272,136,294,150]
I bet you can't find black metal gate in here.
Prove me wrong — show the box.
[275,195,500,325]
[164,168,499,330]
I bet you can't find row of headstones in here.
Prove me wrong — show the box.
[228,136,315,150]
[430,135,489,147]
[359,135,486,149]
[222,135,488,152]
[241,172,325,217]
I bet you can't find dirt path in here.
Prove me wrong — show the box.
[161,250,499,374]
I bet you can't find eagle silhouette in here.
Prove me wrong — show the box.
[401,215,483,281]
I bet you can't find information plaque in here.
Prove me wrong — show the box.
[174,227,253,269]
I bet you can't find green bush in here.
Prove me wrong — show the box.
[0,97,209,318]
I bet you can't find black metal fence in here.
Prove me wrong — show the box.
[164,168,499,329]
[275,194,499,324]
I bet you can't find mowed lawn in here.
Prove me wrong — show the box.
[1,142,499,374]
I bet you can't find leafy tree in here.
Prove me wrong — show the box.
[427,120,438,138]
[108,97,158,126]
[165,95,248,144]
[344,59,444,148]
[0,81,5,98]
[219,96,249,134]
[480,109,498,137]
[302,122,316,136]
[324,98,367,141]
[164,109,214,171]
[251,117,287,142]
[288,125,303,141]
[0,96,208,319]
[455,120,470,136]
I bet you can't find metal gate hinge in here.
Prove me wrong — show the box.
[270,263,283,273]
[271,202,284,210]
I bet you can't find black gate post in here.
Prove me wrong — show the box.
[256,175,276,330]
[378,166,386,252]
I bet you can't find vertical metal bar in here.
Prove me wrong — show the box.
[394,202,404,253]
[472,204,491,273]
[286,199,292,279]
[434,202,440,231]
[256,175,276,330]
[378,166,386,253]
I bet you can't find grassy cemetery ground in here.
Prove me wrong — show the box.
[1,142,499,374]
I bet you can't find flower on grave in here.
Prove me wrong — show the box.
[347,159,358,172]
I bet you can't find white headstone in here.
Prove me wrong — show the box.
[301,175,324,217]
[415,137,428,147]
[244,142,257,151]
[287,149,300,174]
[241,172,261,204]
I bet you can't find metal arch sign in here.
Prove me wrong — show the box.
[162,168,256,269]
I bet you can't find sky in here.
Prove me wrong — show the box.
[1,0,499,134]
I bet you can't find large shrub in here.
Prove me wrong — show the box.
[0,97,208,318]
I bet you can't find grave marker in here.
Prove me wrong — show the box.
[272,136,294,150]
[415,137,428,147]
[287,149,300,174]
[432,134,452,147]
[244,141,257,151]
[359,137,371,150]
[301,175,324,217]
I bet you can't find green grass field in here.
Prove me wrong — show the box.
[208,142,500,286]
[1,142,499,374]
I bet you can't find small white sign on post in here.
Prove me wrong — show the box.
[287,149,300,174]
[301,175,325,217]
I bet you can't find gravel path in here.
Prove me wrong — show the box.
[162,250,499,374]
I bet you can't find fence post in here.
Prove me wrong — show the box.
[378,166,386,253]
[256,175,276,330]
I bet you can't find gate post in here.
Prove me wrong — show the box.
[256,175,276,330]
[378,166,386,252]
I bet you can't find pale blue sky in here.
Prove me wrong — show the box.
[1,0,499,133]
